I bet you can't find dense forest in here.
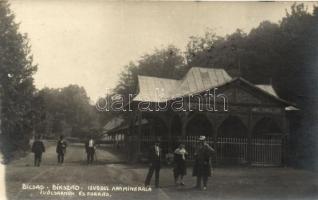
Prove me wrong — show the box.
[0,2,317,169]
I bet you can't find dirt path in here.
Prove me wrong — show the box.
[4,143,318,200]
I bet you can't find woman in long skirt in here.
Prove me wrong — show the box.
[173,144,188,186]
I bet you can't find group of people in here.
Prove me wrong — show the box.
[31,135,97,166]
[32,134,215,190]
[145,135,215,190]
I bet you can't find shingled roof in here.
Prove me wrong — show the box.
[133,67,282,103]
[102,116,148,135]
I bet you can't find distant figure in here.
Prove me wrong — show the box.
[85,136,96,164]
[173,144,188,186]
[56,135,67,164]
[192,136,215,190]
[145,140,161,188]
[31,136,45,167]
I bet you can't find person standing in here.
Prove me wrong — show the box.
[85,136,96,164]
[192,136,215,190]
[144,140,161,188]
[31,135,45,167]
[56,135,67,164]
[173,144,188,186]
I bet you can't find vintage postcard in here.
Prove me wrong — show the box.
[0,1,318,200]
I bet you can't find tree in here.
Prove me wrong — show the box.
[274,4,318,169]
[184,3,318,169]
[273,4,318,108]
[114,45,187,103]
[0,1,37,161]
[185,4,318,109]
[34,85,101,139]
[98,45,187,126]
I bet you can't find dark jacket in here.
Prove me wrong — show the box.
[56,139,67,154]
[148,145,161,168]
[32,140,45,154]
[192,143,215,177]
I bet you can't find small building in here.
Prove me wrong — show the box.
[120,67,295,166]
[102,116,149,150]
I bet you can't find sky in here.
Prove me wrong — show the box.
[9,0,316,102]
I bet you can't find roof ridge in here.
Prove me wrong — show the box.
[138,74,179,81]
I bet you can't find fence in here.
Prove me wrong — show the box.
[131,136,283,166]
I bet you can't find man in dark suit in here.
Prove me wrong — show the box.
[56,135,67,164]
[85,136,96,164]
[192,135,215,190]
[144,140,161,188]
[31,135,45,167]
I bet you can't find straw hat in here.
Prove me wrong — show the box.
[198,135,206,141]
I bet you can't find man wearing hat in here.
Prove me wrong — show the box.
[85,135,96,164]
[144,139,162,188]
[192,135,215,190]
[31,135,45,167]
[56,135,67,164]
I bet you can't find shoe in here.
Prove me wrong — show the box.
[180,182,185,186]
[202,187,207,191]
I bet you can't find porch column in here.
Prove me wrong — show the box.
[136,110,142,158]
[282,112,289,167]
[181,112,188,137]
[247,107,252,165]
[127,110,135,162]
[167,115,172,150]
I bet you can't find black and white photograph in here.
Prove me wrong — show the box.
[0,1,318,200]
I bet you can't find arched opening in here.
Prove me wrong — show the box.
[146,115,168,138]
[170,115,182,150]
[186,114,213,137]
[139,112,169,138]
[217,116,248,165]
[253,117,283,139]
[138,113,169,156]
[217,116,247,138]
[251,117,283,164]
[171,115,182,137]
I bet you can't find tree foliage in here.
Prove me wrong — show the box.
[33,85,101,139]
[0,1,37,161]
[114,45,187,102]
[185,4,318,110]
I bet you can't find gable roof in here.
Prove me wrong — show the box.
[103,117,125,133]
[134,67,232,102]
[227,78,292,106]
[133,67,291,106]
[255,84,277,97]
[102,116,148,135]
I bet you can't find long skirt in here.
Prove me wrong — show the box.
[174,160,187,177]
